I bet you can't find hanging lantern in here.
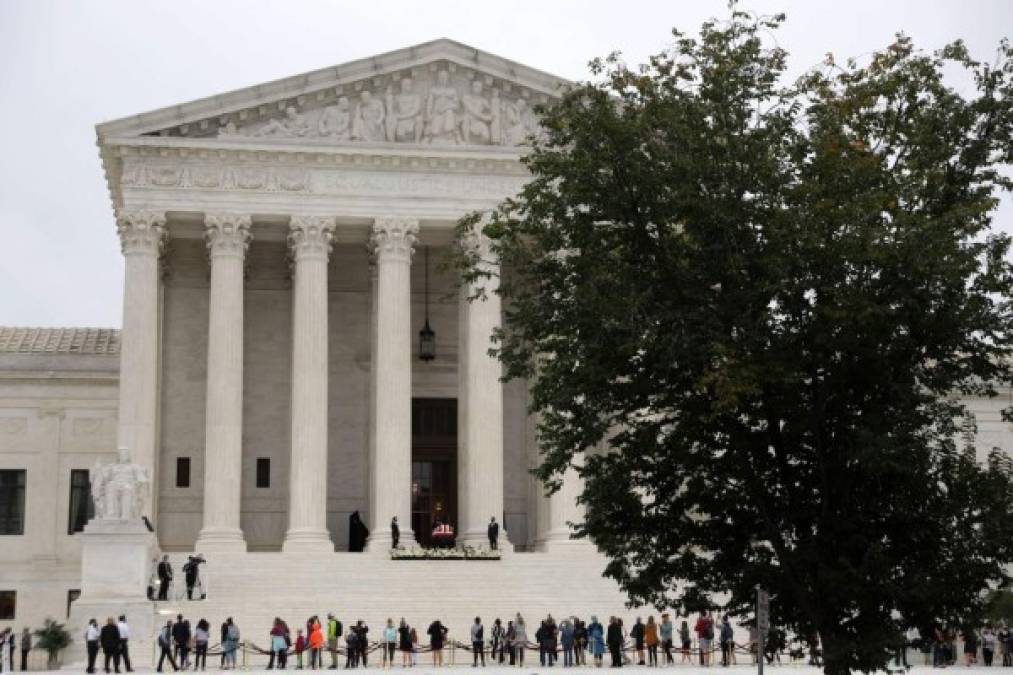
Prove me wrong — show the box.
[419,245,436,361]
[419,318,436,362]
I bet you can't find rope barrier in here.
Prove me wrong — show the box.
[183,633,786,669]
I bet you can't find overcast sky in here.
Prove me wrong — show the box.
[1,0,1011,328]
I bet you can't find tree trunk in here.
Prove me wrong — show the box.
[819,627,851,675]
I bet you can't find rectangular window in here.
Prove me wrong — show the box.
[0,591,15,620]
[0,470,26,535]
[256,458,270,488]
[176,457,191,488]
[66,589,80,619]
[68,469,93,534]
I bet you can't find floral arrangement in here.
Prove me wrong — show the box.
[391,545,500,560]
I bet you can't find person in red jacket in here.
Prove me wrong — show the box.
[695,611,714,666]
[308,621,325,670]
[294,629,306,670]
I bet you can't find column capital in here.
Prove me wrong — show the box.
[116,209,166,256]
[204,213,253,259]
[457,216,499,273]
[288,215,336,263]
[370,217,419,262]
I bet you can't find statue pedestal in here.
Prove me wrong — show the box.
[80,519,155,598]
[65,520,158,669]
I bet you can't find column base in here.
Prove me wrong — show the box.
[282,528,334,552]
[458,529,514,553]
[195,527,247,553]
[534,528,595,553]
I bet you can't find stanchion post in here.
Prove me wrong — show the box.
[757,585,769,675]
[242,641,247,670]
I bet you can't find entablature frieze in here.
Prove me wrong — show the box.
[104,137,530,219]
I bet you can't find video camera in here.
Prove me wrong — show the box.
[183,554,206,573]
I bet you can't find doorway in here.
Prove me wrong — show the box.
[411,398,457,547]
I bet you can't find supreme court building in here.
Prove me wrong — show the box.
[1,40,1011,647]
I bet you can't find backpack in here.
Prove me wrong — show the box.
[703,619,714,641]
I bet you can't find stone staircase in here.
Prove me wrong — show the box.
[149,546,636,666]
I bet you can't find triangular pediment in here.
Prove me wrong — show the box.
[97,39,570,149]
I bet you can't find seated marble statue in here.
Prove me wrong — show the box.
[90,447,150,522]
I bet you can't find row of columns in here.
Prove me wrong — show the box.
[115,211,514,553]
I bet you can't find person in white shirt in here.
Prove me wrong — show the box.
[116,616,132,673]
[0,629,9,674]
[85,619,101,674]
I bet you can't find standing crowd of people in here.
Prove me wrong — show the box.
[916,622,1013,669]
[64,609,1013,672]
[0,628,30,672]
[130,610,746,671]
[151,615,237,672]
[81,616,134,674]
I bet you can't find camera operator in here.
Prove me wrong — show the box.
[183,555,206,600]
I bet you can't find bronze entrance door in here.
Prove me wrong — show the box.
[411,398,457,547]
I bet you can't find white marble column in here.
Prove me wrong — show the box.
[536,451,592,551]
[457,227,512,550]
[365,216,418,551]
[196,213,252,552]
[366,259,379,538]
[283,216,336,552]
[114,209,166,518]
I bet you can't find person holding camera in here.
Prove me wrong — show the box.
[183,555,205,600]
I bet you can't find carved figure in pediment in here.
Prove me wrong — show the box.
[218,121,241,137]
[352,91,386,142]
[503,98,534,146]
[385,78,423,143]
[253,106,310,138]
[318,97,352,140]
[426,70,462,145]
[460,80,494,145]
[490,89,502,144]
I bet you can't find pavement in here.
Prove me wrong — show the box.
[22,664,1013,674]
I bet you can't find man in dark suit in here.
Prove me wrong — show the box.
[391,517,400,548]
[171,615,190,669]
[99,618,121,674]
[488,517,499,550]
[157,556,172,601]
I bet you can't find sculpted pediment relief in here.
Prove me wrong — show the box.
[153,67,547,148]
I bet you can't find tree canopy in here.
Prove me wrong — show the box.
[455,9,1013,675]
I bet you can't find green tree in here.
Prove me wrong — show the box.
[455,10,1013,675]
[33,618,71,667]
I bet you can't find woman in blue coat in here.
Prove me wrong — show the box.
[588,616,606,667]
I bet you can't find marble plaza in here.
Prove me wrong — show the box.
[0,39,1011,668]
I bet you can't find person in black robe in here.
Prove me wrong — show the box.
[487,517,499,550]
[348,511,369,552]
[391,517,400,548]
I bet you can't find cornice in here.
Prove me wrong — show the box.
[107,134,529,173]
